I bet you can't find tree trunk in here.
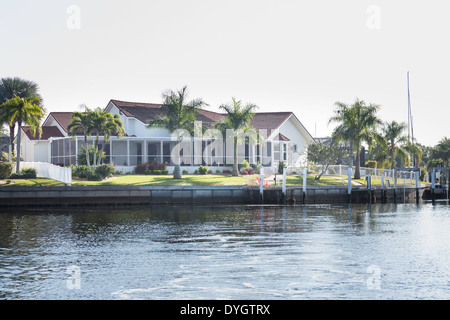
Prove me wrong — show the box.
[15,122,21,173]
[354,142,361,180]
[173,135,182,179]
[85,135,91,171]
[232,138,239,176]
[9,123,15,157]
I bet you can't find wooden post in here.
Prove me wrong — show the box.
[260,167,264,202]
[282,167,287,202]
[415,171,420,204]
[367,174,372,204]
[431,168,436,204]
[381,174,385,203]
[302,167,307,204]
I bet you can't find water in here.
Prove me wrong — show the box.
[0,202,449,300]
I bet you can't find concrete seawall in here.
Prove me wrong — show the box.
[0,185,427,208]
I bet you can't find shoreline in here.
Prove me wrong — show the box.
[0,184,429,208]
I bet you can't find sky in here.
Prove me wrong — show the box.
[1,0,449,146]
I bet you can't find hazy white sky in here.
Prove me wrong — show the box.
[1,0,449,146]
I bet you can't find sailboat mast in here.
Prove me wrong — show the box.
[407,71,415,166]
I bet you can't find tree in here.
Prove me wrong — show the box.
[431,137,450,167]
[0,77,44,155]
[215,98,259,176]
[380,120,409,169]
[96,113,125,166]
[307,139,347,180]
[0,96,44,173]
[147,86,207,179]
[329,98,381,179]
[67,109,94,171]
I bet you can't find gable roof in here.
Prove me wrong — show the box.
[22,126,65,141]
[44,112,74,132]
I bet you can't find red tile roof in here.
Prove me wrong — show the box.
[22,126,65,141]
[47,112,74,132]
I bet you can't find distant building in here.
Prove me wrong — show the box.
[18,99,315,173]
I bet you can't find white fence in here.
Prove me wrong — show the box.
[19,162,72,185]
[287,164,418,185]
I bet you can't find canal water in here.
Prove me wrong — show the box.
[0,202,449,300]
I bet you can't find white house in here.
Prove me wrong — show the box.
[19,99,315,173]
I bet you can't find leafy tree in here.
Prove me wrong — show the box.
[147,86,207,179]
[329,98,381,179]
[380,120,409,169]
[307,139,347,180]
[0,96,44,173]
[215,98,259,176]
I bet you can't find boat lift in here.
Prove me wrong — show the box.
[430,167,450,202]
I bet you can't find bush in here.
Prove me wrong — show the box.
[161,170,169,175]
[153,170,162,175]
[420,167,427,182]
[278,160,287,174]
[250,163,261,174]
[182,170,188,175]
[10,168,37,179]
[238,160,249,171]
[135,161,167,174]
[0,161,13,179]
[215,170,221,174]
[365,160,377,168]
[194,170,199,175]
[73,165,90,178]
[198,165,209,175]
[95,164,115,179]
[222,170,232,174]
[240,168,255,175]
[144,169,152,175]
[87,171,103,181]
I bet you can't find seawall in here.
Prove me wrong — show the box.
[0,185,427,208]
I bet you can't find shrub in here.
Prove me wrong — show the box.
[182,170,188,175]
[278,160,287,174]
[198,165,209,175]
[161,170,169,175]
[238,160,249,171]
[215,170,221,174]
[94,164,115,179]
[250,163,261,174]
[194,170,199,175]
[73,165,90,178]
[365,160,377,168]
[0,161,13,179]
[153,170,162,175]
[222,170,232,174]
[135,161,167,174]
[87,171,103,181]
[144,169,152,175]
[10,168,37,179]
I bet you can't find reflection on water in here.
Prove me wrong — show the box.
[0,202,449,300]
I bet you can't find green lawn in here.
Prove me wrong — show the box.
[1,173,428,187]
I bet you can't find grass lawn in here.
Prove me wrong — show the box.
[1,174,428,188]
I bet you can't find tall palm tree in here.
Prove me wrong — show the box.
[147,86,207,179]
[381,120,409,169]
[0,77,44,155]
[67,109,94,170]
[90,108,109,168]
[215,98,259,176]
[0,96,44,173]
[97,113,125,166]
[329,98,381,179]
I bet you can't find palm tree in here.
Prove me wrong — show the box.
[0,96,44,173]
[215,98,259,176]
[329,98,381,179]
[96,113,125,166]
[0,77,44,155]
[147,86,207,179]
[67,109,94,170]
[381,120,409,169]
[90,108,109,168]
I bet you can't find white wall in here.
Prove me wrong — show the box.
[34,141,50,163]
[277,116,313,167]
